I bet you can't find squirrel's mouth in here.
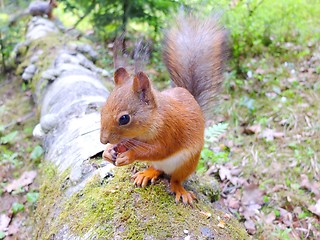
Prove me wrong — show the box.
[107,141,130,163]
[113,138,149,156]
[114,142,129,154]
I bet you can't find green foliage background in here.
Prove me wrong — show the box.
[1,0,319,73]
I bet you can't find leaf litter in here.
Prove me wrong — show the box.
[0,75,40,239]
[209,160,320,237]
[4,171,37,193]
[207,41,320,239]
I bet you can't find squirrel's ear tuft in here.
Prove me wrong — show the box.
[133,72,155,105]
[114,67,130,86]
[50,0,57,6]
[133,72,150,91]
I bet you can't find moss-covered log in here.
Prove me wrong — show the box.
[17,17,249,239]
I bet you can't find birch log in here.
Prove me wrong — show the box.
[19,17,248,239]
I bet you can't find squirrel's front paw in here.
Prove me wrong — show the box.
[132,167,162,187]
[102,143,117,165]
[115,152,134,166]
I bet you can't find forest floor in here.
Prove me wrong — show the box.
[0,74,41,239]
[205,41,320,239]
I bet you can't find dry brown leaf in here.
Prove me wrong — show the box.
[219,166,232,181]
[0,194,19,212]
[260,128,284,141]
[240,204,261,220]
[0,214,11,232]
[244,125,261,135]
[242,182,265,206]
[230,176,245,186]
[244,219,256,235]
[264,211,276,225]
[279,208,293,227]
[300,174,320,198]
[230,167,242,176]
[226,195,240,209]
[7,223,19,236]
[205,165,218,176]
[4,171,37,193]
[269,184,288,193]
[217,220,225,229]
[308,199,320,217]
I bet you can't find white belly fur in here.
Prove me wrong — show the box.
[152,149,191,175]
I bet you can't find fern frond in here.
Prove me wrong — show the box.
[204,122,228,143]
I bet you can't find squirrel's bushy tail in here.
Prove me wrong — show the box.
[163,12,228,118]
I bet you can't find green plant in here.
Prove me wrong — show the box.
[204,123,228,144]
[272,227,292,240]
[0,16,24,72]
[198,123,229,173]
[193,0,320,73]
[12,202,25,214]
[27,192,39,204]
[59,0,183,41]
[0,131,18,144]
[30,145,44,160]
[0,148,21,168]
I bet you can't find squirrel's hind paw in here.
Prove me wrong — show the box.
[132,167,162,187]
[170,181,196,205]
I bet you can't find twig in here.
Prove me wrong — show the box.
[4,111,35,129]
[248,0,265,17]
[0,32,7,72]
[67,0,96,31]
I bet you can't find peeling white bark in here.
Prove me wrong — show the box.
[23,17,111,186]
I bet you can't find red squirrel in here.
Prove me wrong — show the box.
[9,0,58,26]
[100,13,228,205]
[28,0,58,19]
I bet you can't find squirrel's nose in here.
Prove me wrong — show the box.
[100,136,110,144]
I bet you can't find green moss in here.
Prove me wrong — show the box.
[33,163,70,239]
[16,33,66,116]
[56,165,248,239]
[17,34,58,76]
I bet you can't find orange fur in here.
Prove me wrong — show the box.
[29,0,58,19]
[100,13,228,205]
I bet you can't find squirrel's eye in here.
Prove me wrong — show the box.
[118,114,131,126]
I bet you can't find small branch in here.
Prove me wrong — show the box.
[0,32,7,72]
[248,0,265,17]
[4,111,35,129]
[67,0,96,31]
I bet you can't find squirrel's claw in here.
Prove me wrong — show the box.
[175,191,195,205]
[171,181,196,206]
[132,167,162,187]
